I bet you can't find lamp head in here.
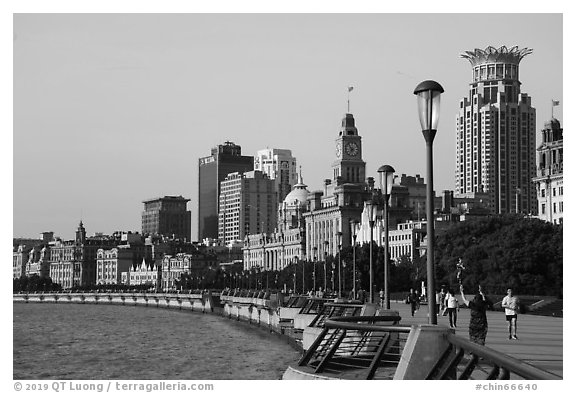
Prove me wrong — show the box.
[377,165,396,197]
[414,80,444,131]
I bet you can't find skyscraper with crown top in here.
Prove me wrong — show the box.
[456,46,537,214]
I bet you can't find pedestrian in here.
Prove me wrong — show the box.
[439,287,447,315]
[445,288,459,328]
[435,289,442,315]
[379,289,385,307]
[460,285,493,345]
[406,288,420,316]
[502,288,520,340]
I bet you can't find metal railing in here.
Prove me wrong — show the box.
[308,303,365,328]
[284,295,309,308]
[426,334,561,380]
[298,315,406,379]
[298,298,331,315]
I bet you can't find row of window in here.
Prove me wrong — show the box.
[541,202,564,214]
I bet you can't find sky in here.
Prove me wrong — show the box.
[11,10,564,241]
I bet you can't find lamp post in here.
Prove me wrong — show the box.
[336,231,342,298]
[378,165,395,310]
[292,259,297,294]
[323,240,328,292]
[414,80,444,325]
[350,219,358,300]
[366,200,376,304]
[313,246,318,292]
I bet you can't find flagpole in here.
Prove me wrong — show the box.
[347,86,353,113]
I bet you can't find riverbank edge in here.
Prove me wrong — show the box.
[13,294,305,355]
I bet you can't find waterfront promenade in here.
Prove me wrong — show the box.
[14,293,563,379]
[388,301,563,377]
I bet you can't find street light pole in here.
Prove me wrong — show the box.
[366,200,376,304]
[336,231,342,298]
[350,219,358,300]
[378,165,395,310]
[414,80,444,325]
[323,240,328,292]
[313,246,317,292]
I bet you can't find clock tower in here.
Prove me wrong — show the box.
[332,113,366,184]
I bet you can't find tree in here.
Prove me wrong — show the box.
[434,215,562,296]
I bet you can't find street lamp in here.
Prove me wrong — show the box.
[414,79,444,325]
[378,164,395,310]
[292,258,297,294]
[323,240,329,292]
[313,246,318,292]
[366,199,376,304]
[336,231,342,298]
[350,219,358,300]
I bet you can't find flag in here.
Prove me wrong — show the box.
[552,100,560,106]
[348,86,354,92]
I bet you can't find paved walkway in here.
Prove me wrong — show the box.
[387,301,563,377]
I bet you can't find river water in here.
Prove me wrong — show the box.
[13,303,301,380]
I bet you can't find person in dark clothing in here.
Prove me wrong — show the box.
[459,285,493,345]
[407,288,420,316]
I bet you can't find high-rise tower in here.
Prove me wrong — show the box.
[254,148,297,203]
[456,46,537,214]
[142,196,191,241]
[198,141,254,241]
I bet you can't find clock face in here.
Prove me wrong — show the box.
[336,144,342,158]
[345,142,359,156]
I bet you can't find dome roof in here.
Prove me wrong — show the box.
[283,171,309,207]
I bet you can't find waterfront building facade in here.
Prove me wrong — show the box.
[13,245,29,279]
[254,148,298,203]
[218,170,277,244]
[141,196,191,241]
[96,247,135,285]
[533,118,563,224]
[128,259,159,287]
[49,222,116,288]
[25,246,50,278]
[198,141,254,241]
[242,171,308,271]
[457,46,537,214]
[388,221,427,262]
[161,252,218,290]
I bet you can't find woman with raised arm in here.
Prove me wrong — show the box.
[459,284,493,345]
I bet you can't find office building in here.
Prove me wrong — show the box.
[457,46,537,214]
[254,148,298,203]
[198,141,254,241]
[141,196,191,241]
[218,170,277,244]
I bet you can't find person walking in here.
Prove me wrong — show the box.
[460,285,493,345]
[406,288,420,317]
[445,288,459,328]
[435,289,442,315]
[439,287,447,315]
[502,288,520,340]
[379,289,385,307]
